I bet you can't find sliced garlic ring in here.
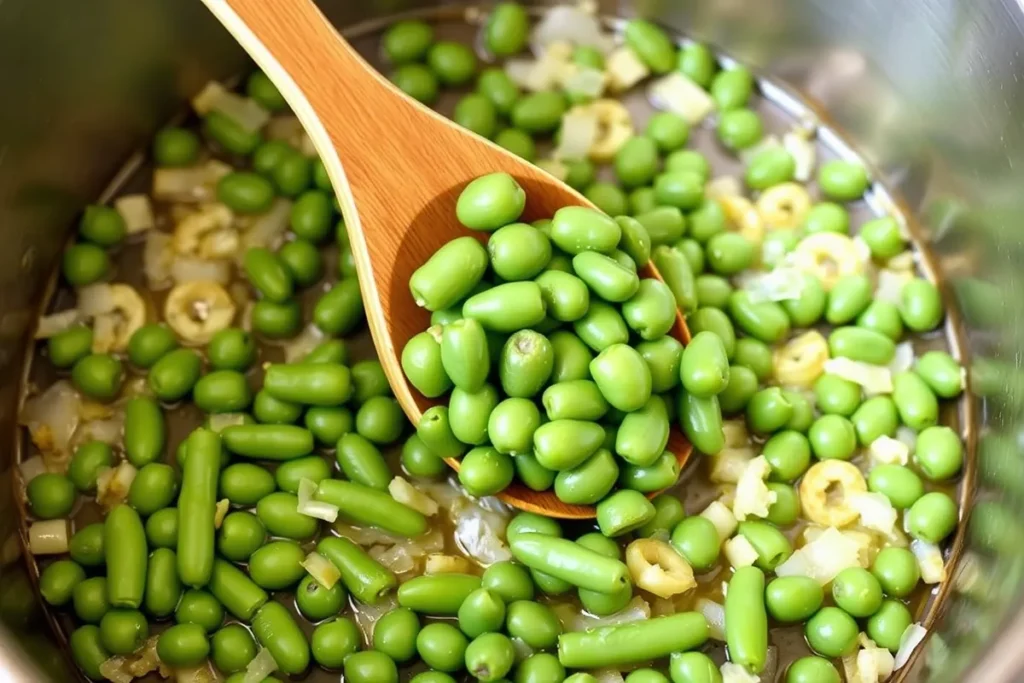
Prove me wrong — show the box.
[625,538,697,599]
[172,203,235,256]
[791,232,867,291]
[774,330,829,388]
[719,194,765,246]
[164,280,236,344]
[92,284,146,353]
[578,99,634,162]
[799,460,867,527]
[756,182,812,230]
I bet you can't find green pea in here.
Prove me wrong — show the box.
[289,190,333,243]
[746,387,793,435]
[582,182,628,216]
[248,540,307,590]
[68,441,113,493]
[257,491,319,540]
[311,618,361,669]
[219,463,275,506]
[818,160,870,201]
[828,326,895,365]
[428,40,477,85]
[252,139,295,176]
[383,19,434,64]
[151,127,200,168]
[489,222,551,281]
[868,464,924,510]
[856,300,904,341]
[252,299,302,339]
[39,559,86,606]
[686,307,736,359]
[706,232,754,276]
[762,229,801,267]
[915,350,963,398]
[212,624,258,674]
[915,425,963,481]
[127,324,177,369]
[892,371,939,430]
[204,328,255,372]
[831,566,883,618]
[646,112,690,153]
[624,18,675,72]
[871,547,920,598]
[246,70,287,111]
[494,127,536,160]
[615,136,660,189]
[148,348,201,402]
[596,489,656,536]
[591,343,652,412]
[765,575,823,622]
[680,331,730,398]
[46,324,92,369]
[127,463,178,516]
[805,606,858,658]
[710,67,753,110]
[99,609,149,655]
[826,274,873,324]
[516,652,565,683]
[678,42,717,87]
[852,396,899,445]
[457,588,505,639]
[762,431,810,482]
[781,272,826,327]
[729,291,790,344]
[554,448,618,504]
[71,625,110,680]
[636,336,683,393]
[765,482,800,526]
[417,622,469,672]
[27,473,75,519]
[654,170,704,210]
[808,414,857,460]
[803,202,850,234]
[392,63,439,103]
[460,447,514,497]
[860,216,906,259]
[203,111,262,155]
[175,589,223,632]
[717,108,762,150]
[217,511,266,563]
[718,364,758,415]
[745,147,796,189]
[218,172,275,214]
[906,491,958,543]
[272,152,312,197]
[786,657,840,683]
[678,389,725,455]
[477,68,520,116]
[814,374,862,416]
[72,353,123,400]
[627,187,657,216]
[866,600,912,652]
[401,434,446,478]
[732,338,772,381]
[454,93,499,139]
[296,573,347,621]
[506,600,563,650]
[62,242,110,286]
[69,523,106,566]
[73,576,110,623]
[738,520,793,571]
[146,508,178,549]
[900,278,944,332]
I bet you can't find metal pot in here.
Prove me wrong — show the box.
[0,0,1021,680]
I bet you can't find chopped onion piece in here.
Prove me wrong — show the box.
[296,477,339,523]
[243,647,278,683]
[697,598,725,641]
[511,637,534,663]
[535,159,569,182]
[193,81,270,133]
[77,413,125,448]
[99,656,133,683]
[562,66,606,100]
[29,519,68,555]
[739,135,782,166]
[35,309,81,339]
[242,198,292,251]
[214,499,230,529]
[705,176,742,200]
[209,413,246,433]
[530,6,614,55]
[784,131,816,182]
[114,195,155,234]
[170,256,232,286]
[504,59,546,92]
[97,462,138,509]
[733,456,776,521]
[20,380,81,456]
[371,542,416,574]
[721,662,760,683]
[875,268,912,305]
[895,624,928,670]
[302,552,341,589]
[452,497,512,566]
[607,47,651,92]
[143,231,174,289]
[424,553,474,574]
[848,492,898,536]
[745,268,806,304]
[176,662,219,683]
[722,420,751,448]
[724,535,759,568]
[554,109,599,161]
[334,522,403,547]
[889,342,915,375]
[710,447,755,485]
[389,477,439,517]
[264,115,303,144]
[700,500,736,542]
[353,593,397,642]
[77,284,116,317]
[869,435,909,466]
[283,323,325,363]
[911,539,946,584]
[896,426,918,452]
[153,165,224,203]
[592,670,626,683]
[566,595,651,632]
[777,526,860,584]
[19,455,48,484]
[823,357,893,395]
[647,72,715,124]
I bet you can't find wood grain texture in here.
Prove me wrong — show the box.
[200,0,692,518]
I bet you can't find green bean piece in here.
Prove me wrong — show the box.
[177,429,221,588]
[557,612,708,668]
[104,505,147,609]
[725,566,768,673]
[318,536,398,605]
[252,601,310,674]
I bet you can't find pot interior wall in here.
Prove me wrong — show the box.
[0,0,1021,680]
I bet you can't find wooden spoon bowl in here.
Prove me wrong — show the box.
[201,0,692,518]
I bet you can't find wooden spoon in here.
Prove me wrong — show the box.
[200,0,692,518]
